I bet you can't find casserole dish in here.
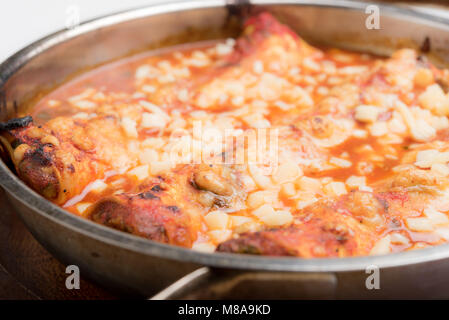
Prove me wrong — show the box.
[2,0,449,298]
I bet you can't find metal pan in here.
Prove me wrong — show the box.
[2,0,449,299]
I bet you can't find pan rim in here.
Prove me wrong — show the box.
[2,0,449,273]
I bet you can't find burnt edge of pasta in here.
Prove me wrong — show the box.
[420,36,431,53]
[226,0,254,26]
[0,115,33,131]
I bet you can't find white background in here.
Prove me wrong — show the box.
[0,0,165,63]
[0,1,448,63]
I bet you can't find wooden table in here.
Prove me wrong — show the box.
[0,188,119,299]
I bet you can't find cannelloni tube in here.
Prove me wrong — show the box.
[87,189,196,247]
[1,120,108,204]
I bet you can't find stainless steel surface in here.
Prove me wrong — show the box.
[2,0,449,298]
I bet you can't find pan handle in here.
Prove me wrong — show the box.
[150,267,338,299]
